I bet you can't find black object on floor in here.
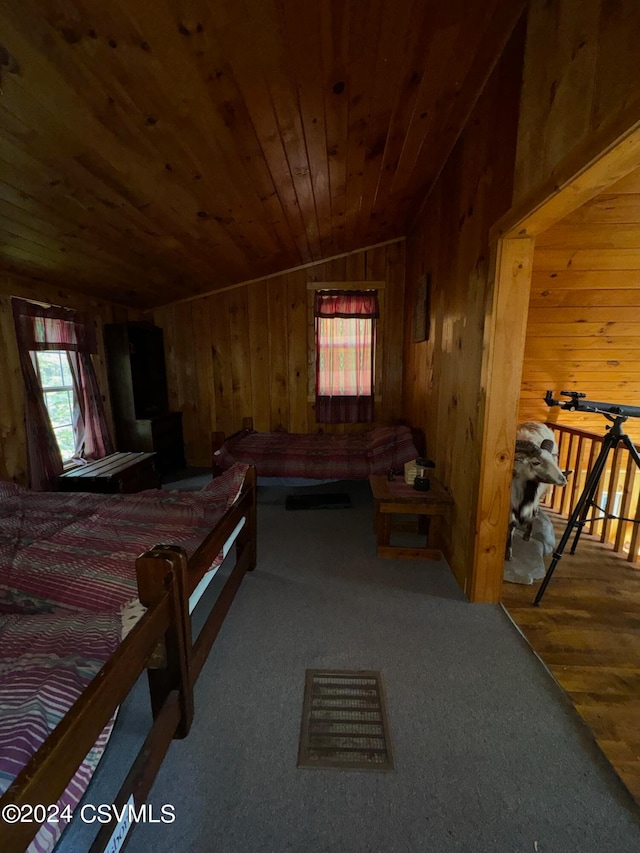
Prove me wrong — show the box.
[285,493,351,511]
[298,670,394,771]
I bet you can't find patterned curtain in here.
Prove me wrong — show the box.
[314,290,379,424]
[12,299,114,490]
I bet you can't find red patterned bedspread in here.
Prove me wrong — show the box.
[0,464,249,852]
[213,425,417,479]
[0,464,248,616]
[0,612,121,853]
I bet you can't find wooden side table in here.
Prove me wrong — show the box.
[369,475,454,560]
[58,452,159,494]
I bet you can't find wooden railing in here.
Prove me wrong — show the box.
[545,423,640,563]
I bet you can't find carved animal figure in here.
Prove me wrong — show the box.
[506,424,567,561]
[516,421,559,458]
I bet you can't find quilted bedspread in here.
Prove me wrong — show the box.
[0,464,248,616]
[214,424,417,479]
[0,464,248,852]
[0,611,121,853]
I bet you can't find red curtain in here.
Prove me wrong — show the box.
[314,290,379,424]
[12,299,114,490]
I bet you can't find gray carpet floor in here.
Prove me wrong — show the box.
[59,479,640,853]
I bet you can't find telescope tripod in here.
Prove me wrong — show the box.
[534,414,640,605]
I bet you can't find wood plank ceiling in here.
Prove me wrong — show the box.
[0,0,523,309]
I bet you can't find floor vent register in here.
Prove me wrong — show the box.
[297,669,394,772]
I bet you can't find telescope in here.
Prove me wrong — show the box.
[544,390,640,420]
[535,389,640,605]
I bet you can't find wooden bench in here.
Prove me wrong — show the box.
[369,474,454,560]
[58,452,159,494]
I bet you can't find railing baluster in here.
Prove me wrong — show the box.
[545,421,640,564]
[552,428,567,512]
[586,438,602,537]
[614,462,636,555]
[546,425,559,508]
[601,447,623,544]
[560,434,577,518]
[627,481,640,563]
[569,435,584,512]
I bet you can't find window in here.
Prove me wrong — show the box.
[314,290,379,423]
[32,350,78,462]
[598,490,623,518]
[316,316,375,396]
[13,297,114,490]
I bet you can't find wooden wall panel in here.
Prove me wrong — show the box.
[266,277,290,432]
[0,274,144,484]
[474,237,535,603]
[227,288,253,432]
[286,273,308,434]
[208,292,234,439]
[381,246,406,425]
[402,22,525,597]
[0,293,26,485]
[191,297,217,461]
[514,0,640,208]
[171,301,200,467]
[154,243,405,466]
[246,286,271,433]
[405,0,640,600]
[469,0,640,604]
[518,188,640,442]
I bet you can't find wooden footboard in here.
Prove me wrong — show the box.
[211,417,255,475]
[0,467,257,853]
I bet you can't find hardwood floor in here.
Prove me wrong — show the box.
[501,510,640,806]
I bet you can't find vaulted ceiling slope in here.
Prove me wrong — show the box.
[0,1,523,309]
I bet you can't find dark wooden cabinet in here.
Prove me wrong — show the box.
[117,412,186,474]
[104,322,169,420]
[104,323,186,474]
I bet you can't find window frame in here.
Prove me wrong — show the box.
[31,349,79,463]
[306,280,385,404]
[315,313,377,397]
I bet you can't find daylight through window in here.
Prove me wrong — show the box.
[316,316,375,396]
[314,289,379,423]
[32,350,78,462]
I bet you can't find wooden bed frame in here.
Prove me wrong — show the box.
[0,466,257,853]
[211,417,255,475]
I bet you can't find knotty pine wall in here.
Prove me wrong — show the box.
[153,242,406,467]
[513,0,640,444]
[402,23,525,596]
[514,0,640,209]
[0,273,143,484]
[418,0,640,600]
[518,171,640,443]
